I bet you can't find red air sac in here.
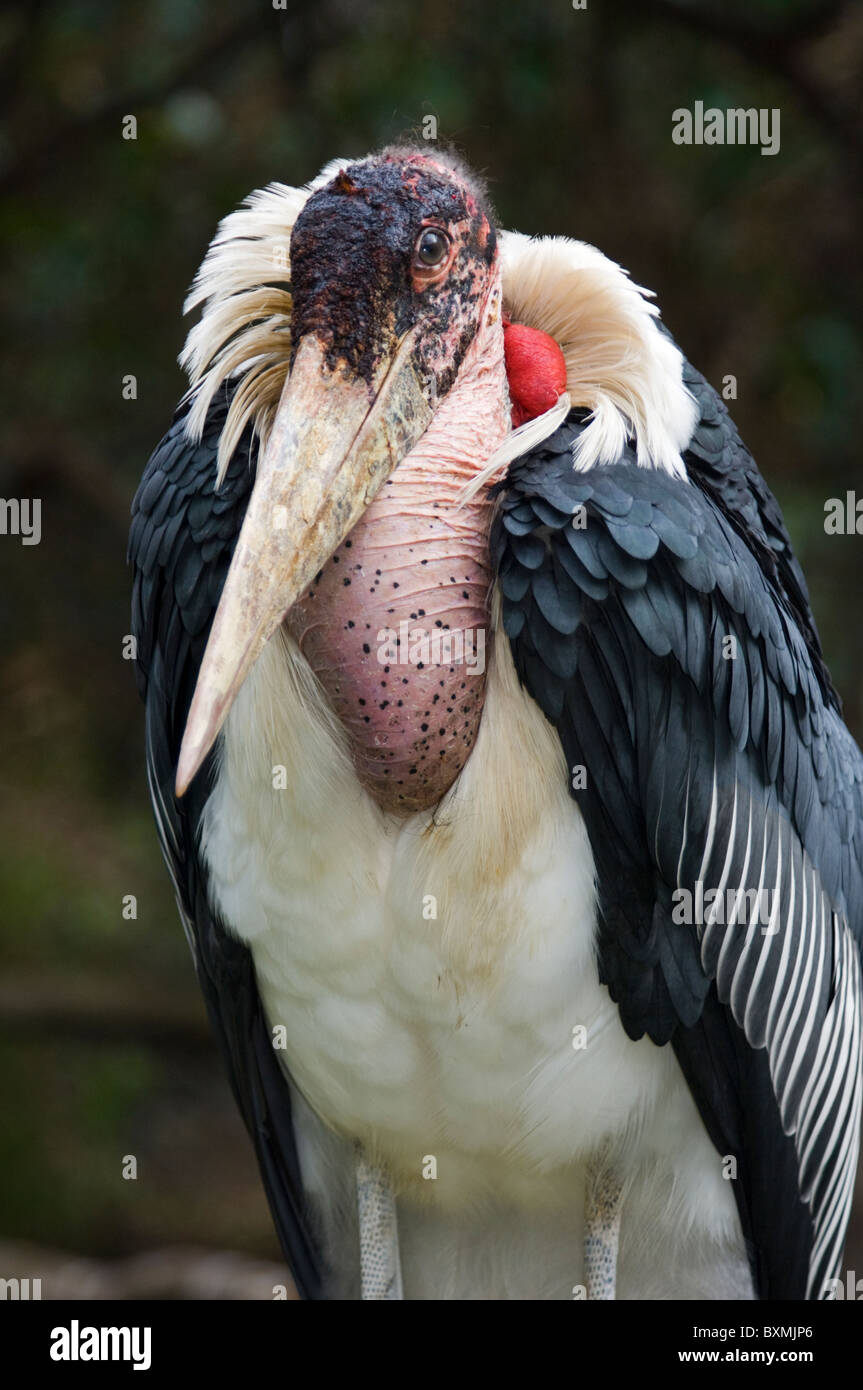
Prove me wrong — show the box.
[503,316,567,429]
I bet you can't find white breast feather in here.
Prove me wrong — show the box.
[201,618,750,1298]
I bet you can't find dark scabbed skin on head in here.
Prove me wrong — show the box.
[288,145,498,397]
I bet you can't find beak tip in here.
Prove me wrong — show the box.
[175,740,203,799]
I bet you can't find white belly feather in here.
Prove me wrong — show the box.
[201,619,751,1298]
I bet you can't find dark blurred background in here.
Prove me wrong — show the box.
[1,0,861,1297]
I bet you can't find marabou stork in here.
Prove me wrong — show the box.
[130,147,863,1301]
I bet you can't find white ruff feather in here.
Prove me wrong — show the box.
[498,231,698,476]
[180,162,698,488]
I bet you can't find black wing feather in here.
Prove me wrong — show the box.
[130,385,323,1299]
[494,387,863,1301]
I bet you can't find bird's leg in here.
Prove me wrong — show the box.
[584,1152,624,1300]
[355,1146,404,1300]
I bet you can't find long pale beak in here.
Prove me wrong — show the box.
[175,331,431,796]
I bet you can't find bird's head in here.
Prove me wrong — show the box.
[175,148,508,795]
[289,149,499,399]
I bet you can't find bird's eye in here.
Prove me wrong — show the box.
[415,228,450,267]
